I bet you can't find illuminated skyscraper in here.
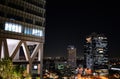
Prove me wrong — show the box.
[0,0,46,78]
[67,45,76,68]
[84,33,108,72]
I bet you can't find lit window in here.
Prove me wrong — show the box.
[24,27,32,35]
[32,29,43,36]
[34,65,38,69]
[5,22,22,33]
[99,50,103,53]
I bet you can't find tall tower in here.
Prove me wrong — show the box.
[0,0,46,78]
[67,45,76,68]
[84,33,108,71]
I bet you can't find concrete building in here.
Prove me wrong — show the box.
[0,0,46,78]
[84,33,108,75]
[67,45,77,68]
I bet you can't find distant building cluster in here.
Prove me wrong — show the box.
[43,33,120,77]
[44,33,109,70]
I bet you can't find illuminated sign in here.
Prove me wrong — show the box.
[5,22,43,36]
[5,22,22,33]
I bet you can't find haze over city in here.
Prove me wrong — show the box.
[44,0,120,57]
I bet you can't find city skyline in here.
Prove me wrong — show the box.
[44,0,120,57]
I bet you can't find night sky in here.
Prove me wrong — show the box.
[44,0,120,58]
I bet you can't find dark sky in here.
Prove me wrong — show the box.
[44,0,120,58]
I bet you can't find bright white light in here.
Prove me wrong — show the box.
[32,29,43,36]
[34,65,38,69]
[111,68,120,71]
[71,47,74,49]
[99,50,103,53]
[5,22,22,33]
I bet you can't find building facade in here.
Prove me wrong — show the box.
[0,0,46,78]
[84,33,108,75]
[67,45,76,68]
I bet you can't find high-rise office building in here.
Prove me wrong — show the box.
[0,0,46,78]
[67,45,76,68]
[84,33,108,74]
